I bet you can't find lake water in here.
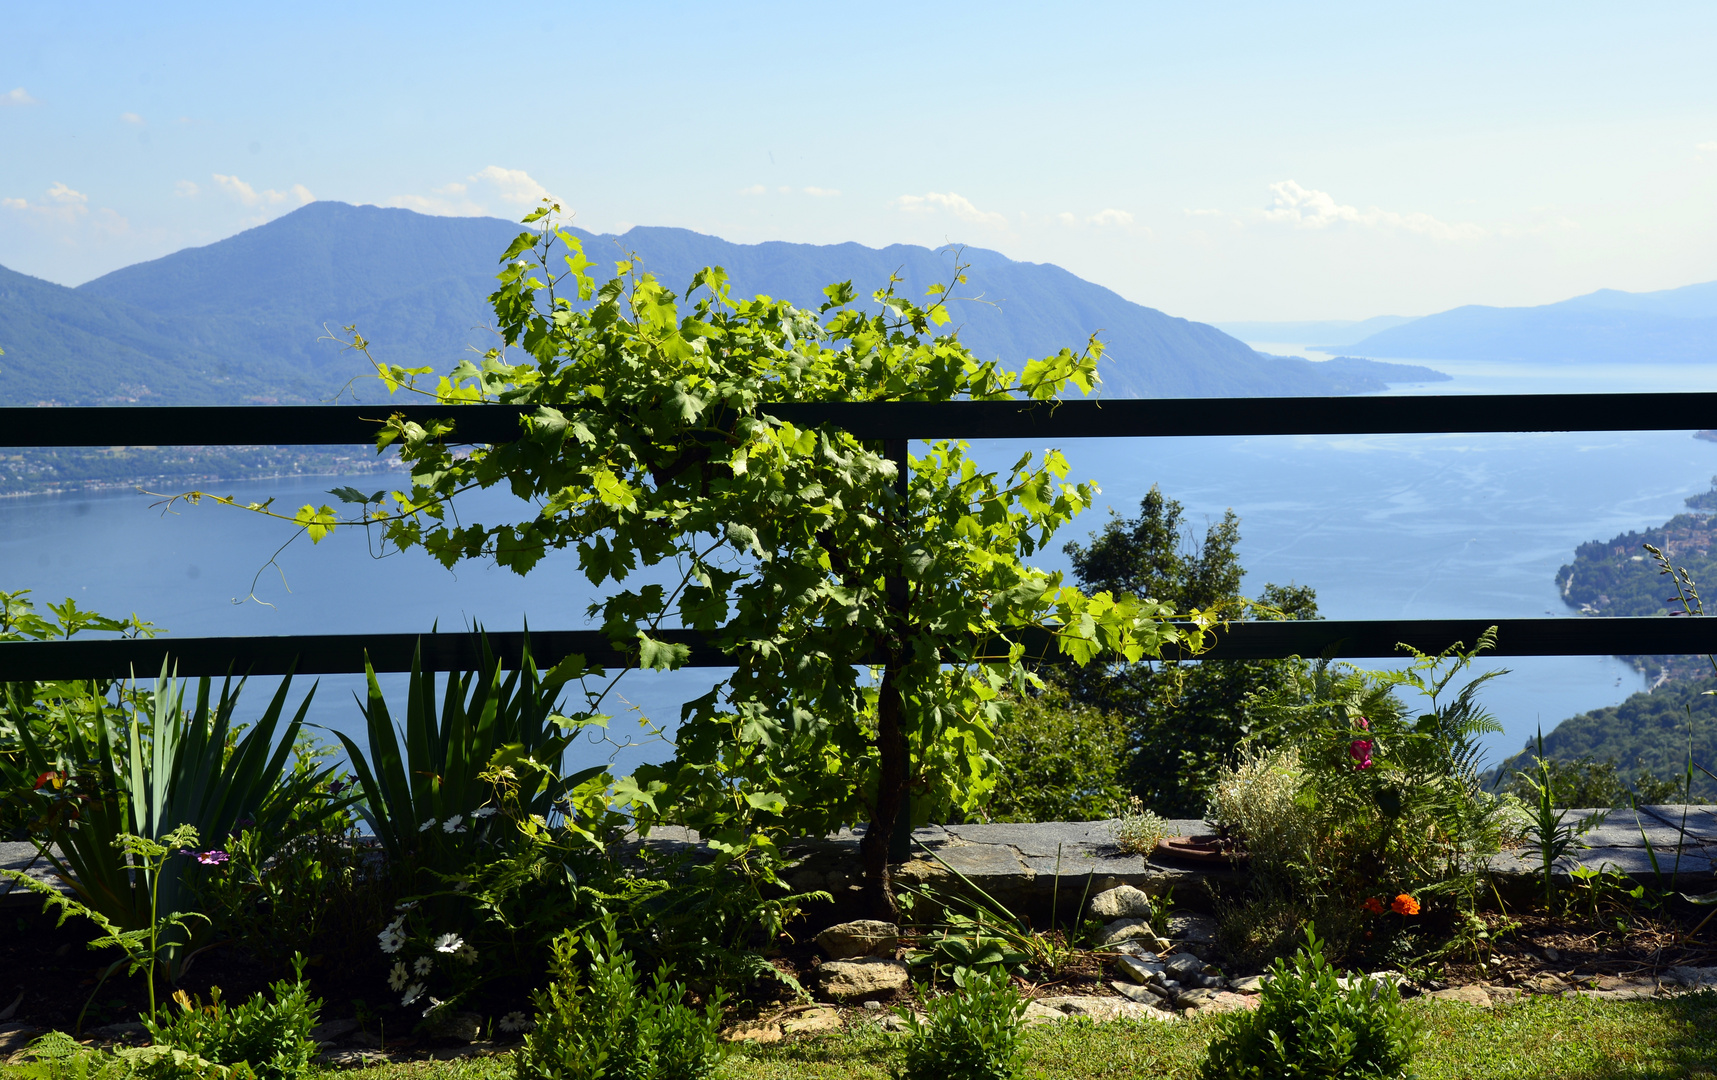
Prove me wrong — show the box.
[6,352,1717,779]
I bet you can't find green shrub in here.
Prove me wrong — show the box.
[516,915,725,1080]
[896,967,1028,1080]
[984,685,1128,823]
[139,958,320,1080]
[1198,929,1417,1080]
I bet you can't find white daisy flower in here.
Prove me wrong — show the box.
[413,955,434,976]
[453,942,478,964]
[378,929,406,954]
[395,900,419,911]
[386,962,409,992]
[472,807,497,819]
[433,932,465,954]
[383,915,406,934]
[498,1012,530,1033]
[401,982,426,1006]
[442,814,465,834]
[419,818,438,832]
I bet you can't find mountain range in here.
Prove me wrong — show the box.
[0,202,1445,412]
[1336,280,1717,363]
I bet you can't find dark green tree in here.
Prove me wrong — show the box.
[1055,486,1319,818]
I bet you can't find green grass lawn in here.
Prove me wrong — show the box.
[9,994,1717,1080]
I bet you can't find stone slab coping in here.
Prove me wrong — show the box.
[0,841,68,906]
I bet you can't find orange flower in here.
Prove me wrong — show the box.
[1391,894,1420,916]
[1362,897,1386,915]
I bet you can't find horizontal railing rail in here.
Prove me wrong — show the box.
[6,397,1714,672]
[1,618,1709,679]
[5,392,1717,446]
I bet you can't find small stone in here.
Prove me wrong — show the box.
[1112,940,1159,960]
[1163,952,1205,981]
[1088,885,1155,921]
[723,1021,783,1044]
[308,1019,359,1044]
[1115,954,1166,985]
[1111,980,1158,1004]
[1164,913,1219,945]
[1036,996,1175,1022]
[1428,985,1493,1007]
[1228,975,1267,994]
[1542,946,1561,962]
[1101,918,1170,949]
[877,1013,911,1032]
[781,1007,843,1035]
[817,957,911,1000]
[1022,1002,1066,1026]
[1180,990,1256,1015]
[317,1050,390,1067]
[862,1000,883,1011]
[815,920,901,959]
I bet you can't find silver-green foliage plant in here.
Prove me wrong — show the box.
[1198,928,1418,1080]
[139,955,321,1080]
[515,915,725,1080]
[895,967,1027,1080]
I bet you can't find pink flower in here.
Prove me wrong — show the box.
[1355,717,1370,731]
[1348,739,1374,769]
[195,850,230,865]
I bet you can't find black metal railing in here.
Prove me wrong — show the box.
[3,393,1711,678]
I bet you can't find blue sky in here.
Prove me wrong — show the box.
[4,1,1717,320]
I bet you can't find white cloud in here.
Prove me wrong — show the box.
[802,186,840,197]
[46,182,87,206]
[120,112,144,126]
[892,191,1008,229]
[384,167,557,217]
[1259,180,1484,240]
[738,184,767,195]
[212,173,314,208]
[471,166,554,206]
[175,180,199,198]
[2,88,37,107]
[2,183,128,234]
[1698,141,1717,154]
[1087,208,1134,228]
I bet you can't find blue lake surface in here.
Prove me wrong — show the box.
[6,354,1717,779]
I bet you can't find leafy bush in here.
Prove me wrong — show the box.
[1054,486,1320,817]
[896,967,1027,1080]
[1207,744,1315,870]
[1198,929,1417,1080]
[515,916,725,1080]
[139,957,321,1080]
[1503,753,1684,808]
[984,685,1128,822]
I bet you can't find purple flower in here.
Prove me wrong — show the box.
[195,849,230,865]
[327,780,347,794]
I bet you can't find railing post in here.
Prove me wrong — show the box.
[886,437,914,863]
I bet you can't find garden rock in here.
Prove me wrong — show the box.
[1428,985,1493,1007]
[1022,1002,1067,1026]
[1177,989,1256,1015]
[781,1007,843,1036]
[317,1050,389,1067]
[1115,954,1166,985]
[1111,980,1165,1004]
[1163,952,1206,982]
[309,1019,359,1044]
[1087,885,1154,921]
[346,1032,383,1049]
[1163,913,1218,947]
[817,957,910,1000]
[815,919,900,959]
[722,1021,783,1044]
[1667,966,1717,989]
[1100,918,1171,950]
[0,1025,40,1054]
[1035,996,1175,1022]
[1228,974,1267,994]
